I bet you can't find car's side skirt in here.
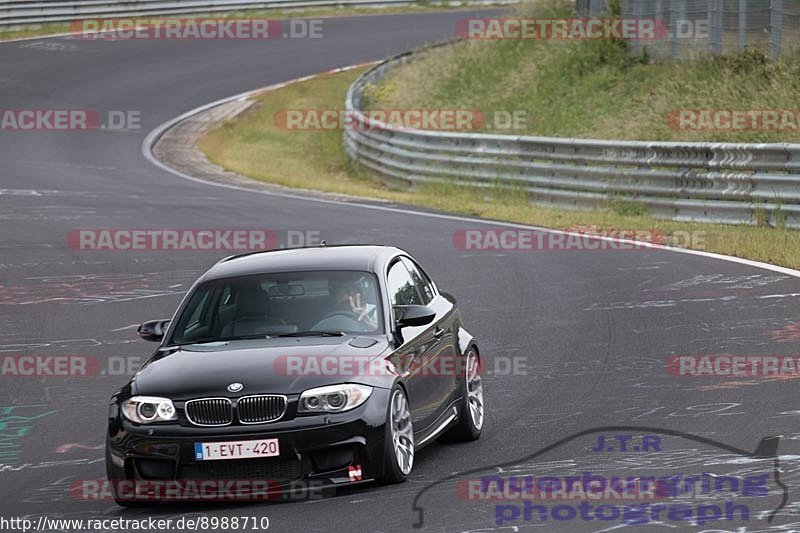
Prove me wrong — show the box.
[415,405,458,450]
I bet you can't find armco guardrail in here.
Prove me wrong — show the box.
[344,49,800,228]
[0,0,494,26]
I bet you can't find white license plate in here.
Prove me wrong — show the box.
[194,438,279,461]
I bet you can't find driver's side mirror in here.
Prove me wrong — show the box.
[137,319,171,342]
[393,305,436,329]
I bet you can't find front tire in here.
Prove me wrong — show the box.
[379,385,414,483]
[443,347,484,442]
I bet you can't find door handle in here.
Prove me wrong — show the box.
[433,326,445,338]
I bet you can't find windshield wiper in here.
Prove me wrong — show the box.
[275,330,345,338]
[172,334,271,346]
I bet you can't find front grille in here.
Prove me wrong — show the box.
[238,395,287,424]
[185,398,233,426]
[179,458,302,482]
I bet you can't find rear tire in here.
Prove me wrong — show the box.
[379,385,414,484]
[442,348,484,442]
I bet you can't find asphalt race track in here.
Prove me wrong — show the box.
[2,10,800,532]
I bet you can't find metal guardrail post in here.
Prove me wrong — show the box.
[738,0,746,52]
[630,0,643,56]
[709,0,723,54]
[654,0,665,58]
[771,0,783,60]
[669,0,686,59]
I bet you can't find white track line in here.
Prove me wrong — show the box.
[142,65,800,280]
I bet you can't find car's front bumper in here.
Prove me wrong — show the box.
[106,387,390,501]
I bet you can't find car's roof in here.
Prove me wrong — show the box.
[201,245,406,281]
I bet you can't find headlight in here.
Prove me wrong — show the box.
[121,396,177,424]
[298,384,372,414]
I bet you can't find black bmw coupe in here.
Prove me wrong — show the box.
[106,245,484,505]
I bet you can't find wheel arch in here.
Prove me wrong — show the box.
[457,326,478,357]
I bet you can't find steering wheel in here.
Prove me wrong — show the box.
[319,310,360,322]
[238,315,287,325]
[312,310,371,332]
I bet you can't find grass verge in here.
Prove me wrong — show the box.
[0,4,487,42]
[365,0,800,143]
[199,67,800,269]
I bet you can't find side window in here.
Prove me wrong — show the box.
[186,290,210,327]
[220,286,233,306]
[401,257,435,304]
[173,288,212,343]
[215,286,235,332]
[387,261,423,306]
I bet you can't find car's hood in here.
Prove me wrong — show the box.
[131,336,392,399]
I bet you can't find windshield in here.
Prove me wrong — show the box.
[168,270,384,345]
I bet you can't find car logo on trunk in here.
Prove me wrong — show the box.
[227,382,244,393]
